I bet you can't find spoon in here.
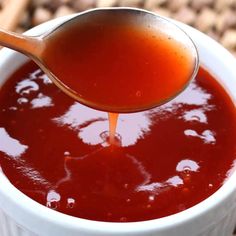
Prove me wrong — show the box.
[0,7,199,113]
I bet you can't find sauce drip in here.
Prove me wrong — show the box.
[0,62,235,222]
[108,113,119,144]
[41,16,195,113]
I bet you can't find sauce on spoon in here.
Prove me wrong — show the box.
[41,15,196,113]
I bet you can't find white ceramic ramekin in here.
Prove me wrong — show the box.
[0,9,236,236]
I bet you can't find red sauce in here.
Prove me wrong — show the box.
[0,61,235,222]
[41,16,195,113]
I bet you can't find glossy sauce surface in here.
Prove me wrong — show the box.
[41,16,195,112]
[0,62,235,222]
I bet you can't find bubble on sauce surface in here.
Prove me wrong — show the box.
[148,195,155,201]
[176,159,200,172]
[123,183,129,189]
[208,183,213,188]
[67,198,75,208]
[46,190,61,209]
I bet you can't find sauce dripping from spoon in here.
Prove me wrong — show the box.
[108,113,119,144]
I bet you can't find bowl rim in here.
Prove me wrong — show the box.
[0,7,236,235]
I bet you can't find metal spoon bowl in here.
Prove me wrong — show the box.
[0,8,199,113]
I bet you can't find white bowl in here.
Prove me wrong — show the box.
[0,9,236,236]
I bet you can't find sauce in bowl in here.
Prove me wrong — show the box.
[0,62,235,222]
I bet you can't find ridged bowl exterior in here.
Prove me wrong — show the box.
[0,207,236,236]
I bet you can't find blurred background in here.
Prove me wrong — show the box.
[0,0,236,57]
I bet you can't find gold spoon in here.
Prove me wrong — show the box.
[0,8,199,113]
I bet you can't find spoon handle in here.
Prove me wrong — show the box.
[0,29,43,58]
